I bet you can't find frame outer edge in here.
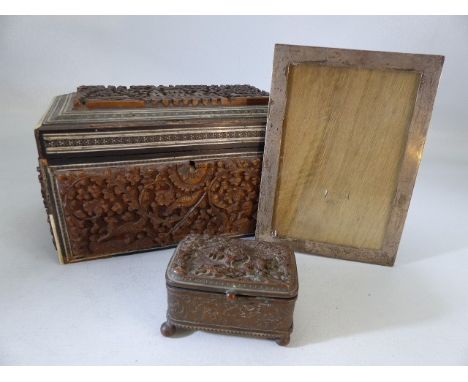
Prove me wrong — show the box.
[255,44,445,266]
[256,44,289,240]
[382,55,445,265]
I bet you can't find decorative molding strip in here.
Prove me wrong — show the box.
[169,320,289,339]
[42,126,266,154]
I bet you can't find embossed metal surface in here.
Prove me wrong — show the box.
[166,234,298,298]
[42,126,265,155]
[35,85,268,263]
[166,286,295,338]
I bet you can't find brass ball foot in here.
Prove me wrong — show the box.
[275,335,290,346]
[160,321,176,337]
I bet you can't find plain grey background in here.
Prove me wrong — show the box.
[0,16,467,365]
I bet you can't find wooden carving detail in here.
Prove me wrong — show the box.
[169,235,293,287]
[73,85,269,110]
[43,128,265,153]
[166,286,295,334]
[55,158,261,260]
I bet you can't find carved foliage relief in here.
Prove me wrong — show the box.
[73,85,269,109]
[55,157,261,260]
[170,235,294,289]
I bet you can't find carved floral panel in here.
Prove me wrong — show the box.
[54,157,262,261]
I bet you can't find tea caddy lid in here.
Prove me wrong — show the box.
[36,85,269,160]
[166,234,298,299]
[39,85,269,128]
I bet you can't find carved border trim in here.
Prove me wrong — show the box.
[167,319,292,339]
[42,126,265,154]
[255,44,444,266]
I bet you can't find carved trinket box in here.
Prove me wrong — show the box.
[35,85,268,263]
[161,234,298,346]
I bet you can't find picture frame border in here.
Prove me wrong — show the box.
[255,44,444,266]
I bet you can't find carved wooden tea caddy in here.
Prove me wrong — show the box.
[161,234,298,346]
[35,85,268,263]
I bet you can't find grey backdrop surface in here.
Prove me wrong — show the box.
[0,16,467,365]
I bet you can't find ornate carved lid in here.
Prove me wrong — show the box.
[73,85,269,110]
[166,234,298,298]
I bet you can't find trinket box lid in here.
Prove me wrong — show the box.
[166,234,298,299]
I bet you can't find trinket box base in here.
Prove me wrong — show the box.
[160,288,294,346]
